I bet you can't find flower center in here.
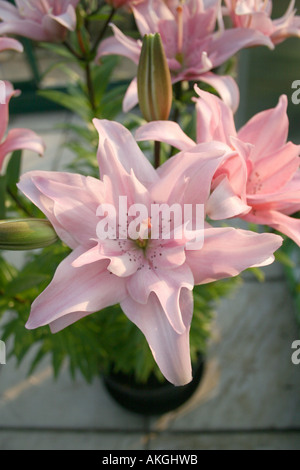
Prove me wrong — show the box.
[136,238,148,250]
[134,217,152,250]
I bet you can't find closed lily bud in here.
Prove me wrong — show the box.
[137,33,172,122]
[0,219,58,251]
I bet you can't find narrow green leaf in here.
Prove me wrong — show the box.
[0,175,6,219]
[6,150,22,196]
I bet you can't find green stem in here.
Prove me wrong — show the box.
[168,81,183,159]
[172,81,183,124]
[7,189,35,218]
[154,141,161,169]
[91,7,116,54]
[63,41,83,60]
[85,61,97,114]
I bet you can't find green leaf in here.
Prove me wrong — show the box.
[5,150,22,196]
[38,89,92,122]
[4,272,50,297]
[275,248,296,268]
[0,256,18,287]
[0,175,6,219]
[39,42,76,60]
[247,267,266,283]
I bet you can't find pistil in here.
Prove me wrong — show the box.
[176,5,184,57]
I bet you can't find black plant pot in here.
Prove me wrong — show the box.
[102,355,205,415]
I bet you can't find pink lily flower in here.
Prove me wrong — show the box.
[105,0,144,9]
[0,0,80,42]
[136,88,300,246]
[18,119,282,385]
[0,81,45,172]
[0,36,23,52]
[97,0,273,113]
[223,0,300,45]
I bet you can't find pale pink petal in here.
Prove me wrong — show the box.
[93,119,158,188]
[25,247,127,333]
[207,176,251,220]
[210,27,274,66]
[49,5,77,31]
[247,171,300,213]
[17,171,105,249]
[135,121,196,151]
[0,1,79,41]
[0,81,19,142]
[126,263,194,334]
[42,15,68,41]
[153,142,234,206]
[122,77,139,113]
[0,128,44,157]
[132,0,174,36]
[97,24,141,65]
[0,37,23,52]
[0,20,49,41]
[107,249,143,277]
[238,95,290,160]
[72,243,104,267]
[0,0,21,21]
[186,226,283,284]
[121,291,193,386]
[243,210,300,247]
[147,243,186,270]
[200,72,240,113]
[246,141,300,195]
[194,85,237,144]
[214,136,252,200]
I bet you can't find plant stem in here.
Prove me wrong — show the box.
[77,29,87,56]
[63,41,83,60]
[85,62,97,114]
[172,81,183,124]
[91,7,116,54]
[168,81,183,159]
[7,189,35,218]
[154,141,161,169]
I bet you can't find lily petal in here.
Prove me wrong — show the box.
[0,81,19,143]
[93,119,158,188]
[238,95,290,160]
[18,171,105,249]
[26,247,127,333]
[136,121,196,151]
[186,226,283,284]
[207,176,251,219]
[0,128,44,157]
[121,290,193,386]
[97,24,141,65]
[194,85,237,144]
[126,263,194,334]
[200,72,240,113]
[243,210,300,247]
[0,37,23,52]
[123,77,139,113]
[153,142,235,206]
